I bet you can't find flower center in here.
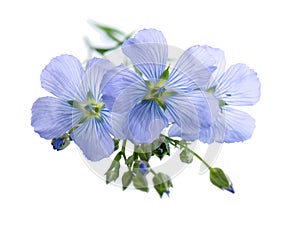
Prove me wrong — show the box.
[68,91,105,120]
[207,86,228,107]
[143,80,168,110]
[146,82,166,99]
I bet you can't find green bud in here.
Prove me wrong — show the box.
[137,144,153,161]
[133,174,148,192]
[105,168,120,184]
[179,149,193,164]
[122,171,134,191]
[210,168,234,193]
[104,152,122,184]
[153,172,173,198]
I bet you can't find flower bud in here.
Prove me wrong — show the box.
[51,134,70,151]
[210,168,234,193]
[138,162,149,175]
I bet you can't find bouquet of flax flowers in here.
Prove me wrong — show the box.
[31,22,260,197]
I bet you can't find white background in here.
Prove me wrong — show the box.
[1,0,299,228]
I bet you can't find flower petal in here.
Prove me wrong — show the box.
[122,29,168,81]
[199,107,255,143]
[102,65,148,110]
[41,55,85,101]
[103,66,149,140]
[165,90,218,141]
[80,58,115,102]
[214,63,261,106]
[201,46,226,89]
[199,112,226,143]
[128,100,168,144]
[223,107,256,143]
[31,96,83,140]
[72,114,114,161]
[167,45,216,91]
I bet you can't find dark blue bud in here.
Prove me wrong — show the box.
[51,134,70,151]
[139,162,148,175]
[52,138,64,150]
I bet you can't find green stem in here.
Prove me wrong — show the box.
[161,134,212,170]
[150,169,157,176]
[121,140,127,161]
[67,117,88,135]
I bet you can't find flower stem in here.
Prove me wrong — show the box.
[150,169,157,176]
[161,134,212,170]
[121,140,127,161]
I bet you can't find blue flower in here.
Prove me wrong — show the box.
[31,55,115,161]
[198,46,261,143]
[102,29,218,144]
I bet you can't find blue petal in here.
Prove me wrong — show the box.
[165,90,219,141]
[223,107,256,143]
[214,64,261,106]
[201,46,226,90]
[72,114,114,161]
[103,66,149,140]
[199,107,255,143]
[41,55,85,101]
[168,124,181,138]
[31,96,83,140]
[122,29,168,81]
[167,45,216,91]
[85,57,102,70]
[102,65,148,110]
[79,58,115,102]
[199,112,226,143]
[128,100,168,144]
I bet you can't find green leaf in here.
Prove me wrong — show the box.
[94,47,117,55]
[122,171,134,190]
[179,149,193,164]
[152,172,173,198]
[209,168,231,190]
[89,21,125,43]
[133,174,148,192]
